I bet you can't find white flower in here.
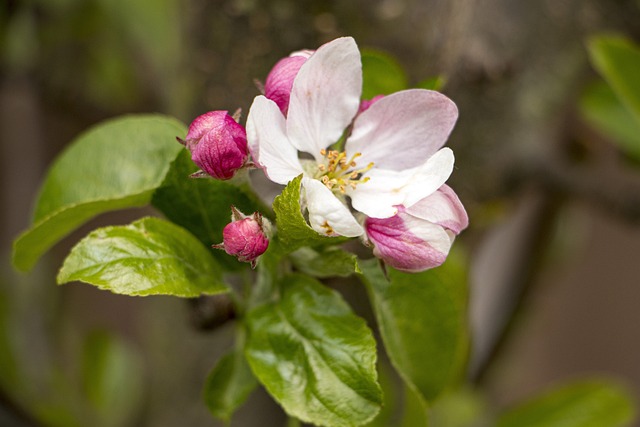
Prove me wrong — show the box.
[247,37,458,238]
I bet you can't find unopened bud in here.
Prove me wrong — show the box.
[213,207,271,268]
[264,50,313,115]
[181,111,249,180]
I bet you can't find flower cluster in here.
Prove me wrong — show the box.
[183,37,467,272]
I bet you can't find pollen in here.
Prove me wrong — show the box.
[316,149,374,193]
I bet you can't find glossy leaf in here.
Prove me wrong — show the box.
[580,81,640,160]
[82,330,143,427]
[289,247,360,278]
[204,347,258,422]
[360,249,469,403]
[496,379,636,427]
[152,149,267,269]
[272,175,345,254]
[245,274,382,427]
[588,35,640,121]
[361,49,408,100]
[13,115,186,272]
[57,217,227,297]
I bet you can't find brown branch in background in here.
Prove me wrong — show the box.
[472,190,564,385]
[0,388,43,427]
[507,154,640,224]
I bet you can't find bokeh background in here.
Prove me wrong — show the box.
[2,0,640,425]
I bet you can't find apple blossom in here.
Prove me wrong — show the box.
[247,36,460,240]
[180,111,249,180]
[213,206,271,268]
[264,50,313,116]
[364,185,468,272]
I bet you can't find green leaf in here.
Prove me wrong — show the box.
[360,250,469,403]
[588,35,640,121]
[204,347,258,422]
[401,385,429,427]
[13,115,186,272]
[496,379,637,427]
[272,175,345,254]
[289,247,360,278]
[416,75,446,91]
[428,388,489,427]
[245,274,382,427]
[363,363,399,427]
[82,330,143,427]
[361,49,408,100]
[57,217,227,297]
[152,149,267,269]
[579,81,640,160]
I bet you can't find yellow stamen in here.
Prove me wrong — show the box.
[316,149,374,194]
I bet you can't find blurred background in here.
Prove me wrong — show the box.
[1,0,640,425]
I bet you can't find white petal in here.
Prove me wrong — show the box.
[246,96,303,185]
[302,177,364,237]
[346,89,458,171]
[400,147,455,207]
[287,37,362,159]
[348,148,455,218]
[348,168,414,218]
[406,184,468,234]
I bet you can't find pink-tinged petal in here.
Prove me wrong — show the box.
[348,148,454,218]
[346,89,458,171]
[302,177,364,237]
[358,95,385,113]
[406,184,469,234]
[287,37,362,159]
[264,53,310,116]
[365,209,453,272]
[246,95,303,185]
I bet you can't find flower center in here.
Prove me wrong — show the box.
[316,149,374,193]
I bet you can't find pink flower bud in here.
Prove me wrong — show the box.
[358,95,385,113]
[182,111,248,180]
[364,185,468,273]
[264,50,313,115]
[213,207,270,268]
